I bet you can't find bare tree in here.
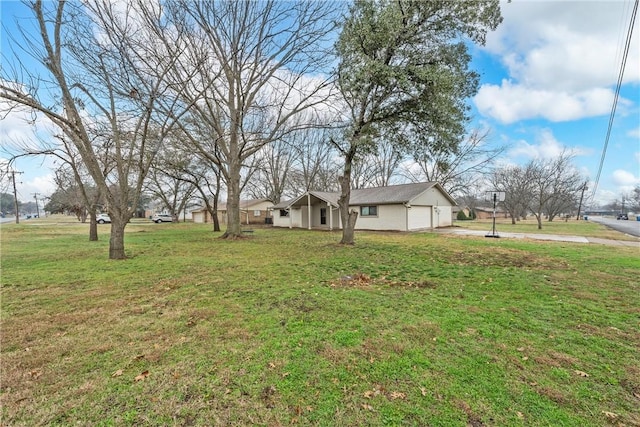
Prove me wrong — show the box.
[405,128,503,198]
[0,1,190,258]
[244,138,296,204]
[153,0,338,239]
[351,137,405,189]
[147,154,198,222]
[631,185,640,212]
[491,165,533,224]
[287,128,340,195]
[527,152,583,229]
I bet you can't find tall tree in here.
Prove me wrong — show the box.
[157,0,338,239]
[491,164,533,224]
[5,132,108,240]
[333,0,502,244]
[526,152,583,229]
[0,1,190,258]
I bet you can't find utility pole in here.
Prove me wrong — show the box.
[7,170,24,224]
[32,192,41,218]
[576,181,588,220]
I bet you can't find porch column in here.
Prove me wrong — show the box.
[289,208,292,229]
[328,202,333,231]
[307,193,312,230]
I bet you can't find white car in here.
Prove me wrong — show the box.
[97,213,111,224]
[152,214,173,223]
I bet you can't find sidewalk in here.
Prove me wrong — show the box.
[437,228,640,248]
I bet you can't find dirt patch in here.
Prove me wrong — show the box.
[534,386,571,406]
[456,400,485,426]
[449,248,570,270]
[533,350,580,368]
[329,273,438,289]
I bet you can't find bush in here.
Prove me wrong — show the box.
[457,210,469,220]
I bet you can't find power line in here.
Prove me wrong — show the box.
[590,0,638,202]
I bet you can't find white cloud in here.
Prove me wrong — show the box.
[628,127,640,138]
[507,128,591,160]
[475,81,622,124]
[486,1,640,85]
[476,1,639,123]
[612,169,640,186]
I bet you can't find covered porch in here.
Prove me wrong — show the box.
[273,191,341,230]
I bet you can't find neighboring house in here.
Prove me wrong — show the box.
[473,206,511,220]
[272,182,456,231]
[191,199,274,225]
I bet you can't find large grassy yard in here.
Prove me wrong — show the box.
[1,220,639,426]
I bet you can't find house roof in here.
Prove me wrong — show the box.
[273,182,457,209]
[191,199,271,213]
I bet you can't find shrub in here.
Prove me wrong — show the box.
[457,210,469,220]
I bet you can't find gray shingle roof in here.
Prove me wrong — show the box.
[274,182,455,209]
[350,182,436,204]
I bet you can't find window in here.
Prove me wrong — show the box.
[279,209,289,217]
[360,206,377,217]
[254,210,261,217]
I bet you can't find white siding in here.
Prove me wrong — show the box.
[407,206,431,230]
[433,206,453,227]
[412,187,450,207]
[354,204,407,231]
[272,208,303,228]
[192,211,206,224]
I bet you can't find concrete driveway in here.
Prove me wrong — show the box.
[438,228,640,248]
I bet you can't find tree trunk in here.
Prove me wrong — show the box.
[535,214,543,230]
[88,211,98,242]
[212,174,221,232]
[212,212,220,232]
[221,163,243,239]
[108,219,127,259]
[338,147,358,245]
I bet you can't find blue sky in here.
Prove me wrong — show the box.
[1,0,639,208]
[470,0,639,206]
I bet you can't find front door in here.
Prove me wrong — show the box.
[320,208,327,225]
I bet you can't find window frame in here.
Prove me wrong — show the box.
[360,205,378,217]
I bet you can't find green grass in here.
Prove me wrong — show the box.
[1,219,639,426]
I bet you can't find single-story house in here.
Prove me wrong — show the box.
[191,199,274,225]
[473,206,511,220]
[271,182,456,231]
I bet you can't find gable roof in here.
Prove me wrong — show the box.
[191,199,272,213]
[273,182,457,209]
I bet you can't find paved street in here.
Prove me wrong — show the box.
[588,215,640,238]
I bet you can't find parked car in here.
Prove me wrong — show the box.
[616,213,628,220]
[97,213,111,224]
[152,214,173,223]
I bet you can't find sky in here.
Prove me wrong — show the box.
[1,0,639,210]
